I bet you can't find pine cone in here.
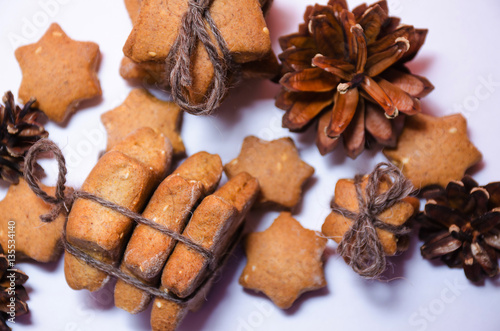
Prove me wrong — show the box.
[0,244,29,331]
[276,0,433,158]
[418,176,500,282]
[0,91,48,184]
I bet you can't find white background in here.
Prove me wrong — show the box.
[1,0,500,330]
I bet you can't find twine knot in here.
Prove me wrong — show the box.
[165,0,233,115]
[332,163,414,278]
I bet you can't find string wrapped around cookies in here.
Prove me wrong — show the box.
[23,131,260,331]
[122,0,279,115]
[322,163,420,278]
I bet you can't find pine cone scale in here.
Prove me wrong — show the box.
[421,232,462,259]
[280,68,340,92]
[380,69,434,98]
[358,5,388,44]
[327,87,359,137]
[283,94,332,131]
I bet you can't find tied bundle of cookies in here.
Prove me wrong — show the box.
[121,0,280,115]
[322,163,420,278]
[23,127,259,331]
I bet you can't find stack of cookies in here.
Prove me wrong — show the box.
[120,0,280,111]
[63,127,260,330]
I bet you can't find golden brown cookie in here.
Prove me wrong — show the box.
[322,177,419,256]
[0,179,67,263]
[225,136,314,209]
[383,113,482,189]
[124,0,271,64]
[101,88,184,155]
[15,23,101,123]
[120,0,278,86]
[123,0,272,103]
[240,212,327,309]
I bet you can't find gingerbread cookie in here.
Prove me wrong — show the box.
[383,113,482,189]
[0,179,67,262]
[120,0,278,100]
[123,0,271,104]
[240,212,327,309]
[101,88,185,155]
[15,23,101,123]
[322,176,419,256]
[124,0,270,64]
[225,136,314,209]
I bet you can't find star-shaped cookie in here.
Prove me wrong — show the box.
[383,113,482,189]
[123,0,271,103]
[240,212,327,309]
[0,179,67,262]
[224,136,314,209]
[101,88,185,155]
[322,176,419,256]
[15,23,101,123]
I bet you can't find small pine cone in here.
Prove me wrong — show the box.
[418,176,500,282]
[0,91,48,184]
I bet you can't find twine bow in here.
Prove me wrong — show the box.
[165,0,234,115]
[332,163,414,278]
[23,138,222,304]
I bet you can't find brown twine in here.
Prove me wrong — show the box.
[164,0,235,116]
[24,138,220,305]
[331,163,414,279]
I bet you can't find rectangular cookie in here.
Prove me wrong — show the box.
[64,127,172,292]
[161,172,259,298]
[114,152,222,313]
